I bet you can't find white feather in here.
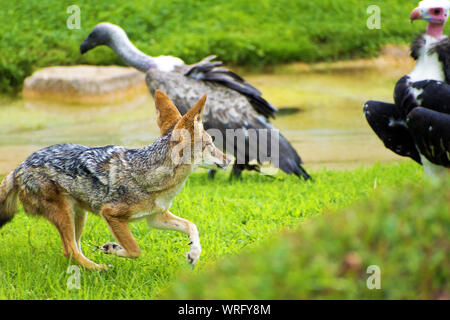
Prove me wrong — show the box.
[153,56,185,72]
[421,155,449,180]
[409,35,446,83]
[419,0,450,10]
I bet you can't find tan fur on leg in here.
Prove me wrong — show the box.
[74,208,87,251]
[146,210,201,265]
[100,206,141,258]
[46,199,105,271]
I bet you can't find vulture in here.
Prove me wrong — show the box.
[80,23,311,181]
[364,0,450,177]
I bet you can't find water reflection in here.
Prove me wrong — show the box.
[0,55,415,174]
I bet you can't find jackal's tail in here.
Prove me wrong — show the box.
[0,171,18,228]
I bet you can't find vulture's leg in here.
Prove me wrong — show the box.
[363,100,422,164]
[406,107,450,167]
[411,80,450,114]
[208,169,217,180]
[229,164,243,181]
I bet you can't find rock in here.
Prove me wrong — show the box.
[23,65,147,104]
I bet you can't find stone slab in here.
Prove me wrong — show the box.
[23,65,147,104]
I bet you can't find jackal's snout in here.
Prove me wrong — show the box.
[214,148,233,169]
[199,132,232,170]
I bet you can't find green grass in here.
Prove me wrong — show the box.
[162,170,449,300]
[0,0,435,94]
[0,162,426,299]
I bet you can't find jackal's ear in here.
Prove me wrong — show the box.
[188,94,207,122]
[154,90,182,136]
[174,94,207,137]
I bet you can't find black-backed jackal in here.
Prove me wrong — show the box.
[0,91,232,270]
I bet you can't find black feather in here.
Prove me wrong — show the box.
[411,80,450,114]
[364,100,422,164]
[407,107,450,167]
[185,56,278,118]
[431,36,450,83]
[277,133,311,180]
[410,33,426,60]
[204,115,310,180]
[394,76,419,118]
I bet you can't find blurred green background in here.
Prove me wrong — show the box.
[0,0,432,94]
[162,177,449,300]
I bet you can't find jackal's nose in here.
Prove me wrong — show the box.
[222,155,233,168]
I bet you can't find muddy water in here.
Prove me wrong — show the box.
[0,55,416,175]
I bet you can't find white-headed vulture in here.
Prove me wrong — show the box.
[364,0,450,176]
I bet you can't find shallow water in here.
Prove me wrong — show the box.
[0,57,415,175]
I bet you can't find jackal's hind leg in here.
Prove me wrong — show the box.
[100,207,141,259]
[146,210,201,266]
[45,199,105,271]
[74,208,87,251]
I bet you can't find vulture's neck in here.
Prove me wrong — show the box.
[409,33,446,82]
[106,27,184,73]
[426,23,446,39]
[107,29,157,72]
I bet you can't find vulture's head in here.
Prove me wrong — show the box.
[410,0,450,25]
[80,23,126,54]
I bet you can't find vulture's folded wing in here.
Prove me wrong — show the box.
[184,56,278,119]
[410,80,450,114]
[364,100,422,164]
[407,107,450,167]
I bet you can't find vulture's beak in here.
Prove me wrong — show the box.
[80,39,93,54]
[410,7,422,22]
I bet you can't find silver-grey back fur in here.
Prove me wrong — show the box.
[14,135,181,213]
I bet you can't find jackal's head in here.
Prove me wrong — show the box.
[154,90,232,170]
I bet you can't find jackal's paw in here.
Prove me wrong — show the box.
[81,261,109,272]
[100,242,123,255]
[186,246,201,266]
[94,264,109,272]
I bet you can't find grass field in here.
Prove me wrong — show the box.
[162,170,449,300]
[0,162,429,299]
[0,0,435,94]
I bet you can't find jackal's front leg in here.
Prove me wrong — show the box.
[100,206,141,259]
[146,210,201,266]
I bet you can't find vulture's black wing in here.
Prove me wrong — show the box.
[204,113,310,180]
[394,77,450,117]
[364,100,422,164]
[184,56,278,119]
[394,76,420,118]
[407,107,450,167]
[434,36,450,83]
[410,80,450,114]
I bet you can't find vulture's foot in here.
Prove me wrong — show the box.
[208,169,217,180]
[229,165,243,181]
